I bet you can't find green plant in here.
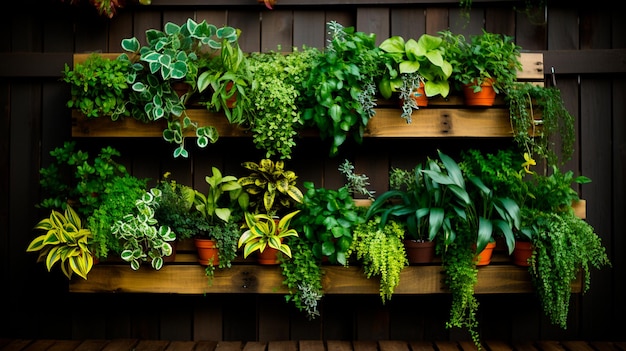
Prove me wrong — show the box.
[293,181,365,266]
[529,211,610,328]
[438,231,481,348]
[88,174,148,260]
[378,33,453,122]
[192,167,245,281]
[38,141,131,219]
[366,151,475,244]
[153,173,204,240]
[238,209,300,259]
[62,53,131,119]
[238,159,304,217]
[440,29,522,94]
[338,159,376,200]
[120,19,246,158]
[506,82,576,168]
[348,216,408,303]
[26,205,94,280]
[111,187,176,270]
[246,47,317,159]
[302,21,384,156]
[279,236,324,320]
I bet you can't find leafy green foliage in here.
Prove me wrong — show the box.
[293,182,365,266]
[529,212,610,328]
[88,174,148,260]
[506,82,576,167]
[238,210,300,258]
[26,205,94,280]
[246,48,317,159]
[63,53,131,119]
[440,29,522,94]
[238,159,303,217]
[302,21,384,156]
[111,188,176,270]
[38,141,131,219]
[279,236,324,320]
[154,173,206,240]
[439,232,481,348]
[338,159,375,199]
[349,217,408,303]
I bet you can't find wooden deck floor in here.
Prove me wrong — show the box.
[1,339,625,351]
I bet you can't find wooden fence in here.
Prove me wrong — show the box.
[1,0,625,344]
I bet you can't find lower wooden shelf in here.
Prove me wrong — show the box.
[68,259,582,295]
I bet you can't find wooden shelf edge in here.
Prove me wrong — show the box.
[68,263,582,295]
[71,108,514,138]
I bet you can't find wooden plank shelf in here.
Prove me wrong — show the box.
[71,107,514,139]
[69,256,582,295]
[69,200,585,295]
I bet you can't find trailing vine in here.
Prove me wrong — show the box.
[349,217,408,303]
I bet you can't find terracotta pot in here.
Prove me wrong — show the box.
[225,81,237,108]
[194,238,220,266]
[513,241,534,266]
[475,241,496,266]
[257,246,281,265]
[404,239,435,264]
[462,79,496,106]
[409,82,428,107]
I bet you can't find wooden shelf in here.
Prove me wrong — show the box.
[71,106,514,139]
[69,258,581,295]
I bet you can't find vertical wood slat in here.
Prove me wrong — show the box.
[261,10,294,52]
[355,7,390,45]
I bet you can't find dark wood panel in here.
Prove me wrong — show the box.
[390,8,426,39]
[261,10,294,52]
[149,0,518,5]
[356,7,390,45]
[293,11,326,49]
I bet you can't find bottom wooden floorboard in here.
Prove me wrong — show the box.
[0,340,625,351]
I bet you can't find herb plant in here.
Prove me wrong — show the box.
[62,53,130,120]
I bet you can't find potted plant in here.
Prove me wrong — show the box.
[26,205,94,280]
[246,47,317,160]
[238,159,304,217]
[337,159,376,205]
[110,187,176,270]
[37,141,132,219]
[153,172,202,242]
[238,209,300,264]
[440,29,522,106]
[62,53,131,120]
[378,33,453,122]
[192,166,245,281]
[348,215,409,304]
[292,181,365,266]
[506,81,576,168]
[301,21,384,156]
[119,19,249,158]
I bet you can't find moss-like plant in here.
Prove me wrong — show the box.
[247,47,317,160]
[348,216,408,303]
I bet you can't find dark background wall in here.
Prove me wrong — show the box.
[1,0,625,343]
